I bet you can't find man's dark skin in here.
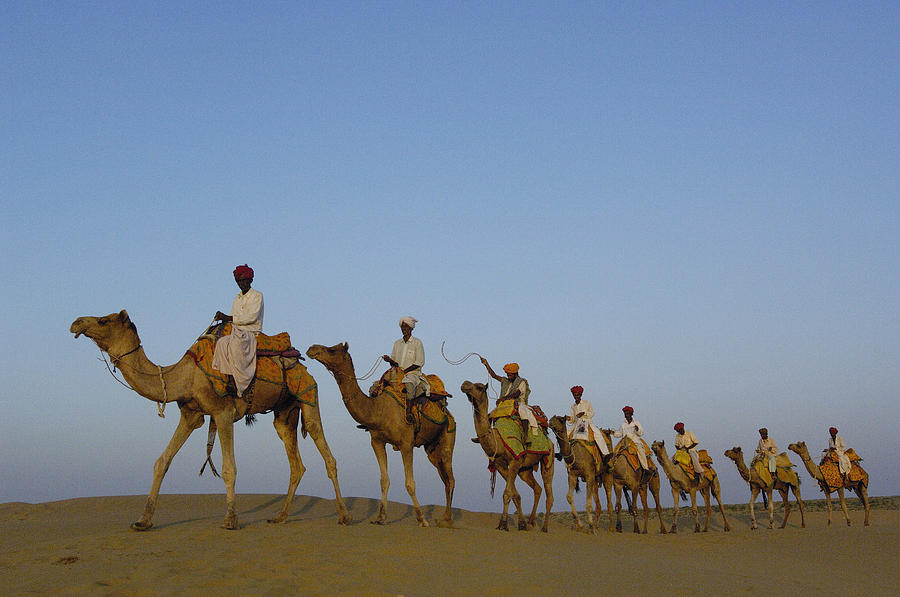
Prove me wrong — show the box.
[381,322,421,374]
[214,277,253,323]
[676,426,698,451]
[480,357,521,404]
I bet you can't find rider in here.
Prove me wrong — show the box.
[827,426,852,481]
[566,385,610,457]
[480,358,540,438]
[613,406,650,471]
[382,316,429,423]
[674,422,704,475]
[212,264,264,397]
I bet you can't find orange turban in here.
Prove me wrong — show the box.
[502,363,519,374]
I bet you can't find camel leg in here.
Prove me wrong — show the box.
[614,485,624,533]
[539,459,554,533]
[713,481,730,531]
[856,485,870,527]
[778,488,790,529]
[651,476,667,534]
[213,410,239,530]
[516,467,541,530]
[370,438,390,525]
[300,401,351,524]
[424,432,455,528]
[837,487,851,527]
[268,406,306,524]
[495,463,519,531]
[768,488,777,529]
[585,476,597,534]
[565,473,581,532]
[637,486,648,534]
[792,486,806,528]
[700,486,710,532]
[399,446,428,527]
[603,473,615,532]
[669,484,680,533]
[748,486,759,530]
[690,489,701,533]
[825,489,834,526]
[132,407,204,531]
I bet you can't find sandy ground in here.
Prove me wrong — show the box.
[1,494,897,596]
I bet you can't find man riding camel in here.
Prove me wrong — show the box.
[382,316,429,423]
[755,427,778,477]
[827,426,852,481]
[614,406,650,471]
[480,358,540,439]
[566,385,610,457]
[674,422,704,475]
[212,264,264,398]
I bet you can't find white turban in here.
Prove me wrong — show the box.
[399,316,418,329]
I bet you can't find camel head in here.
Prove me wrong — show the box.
[723,446,743,462]
[70,310,139,353]
[459,380,488,413]
[548,415,567,438]
[788,441,808,457]
[651,439,666,456]
[306,342,350,374]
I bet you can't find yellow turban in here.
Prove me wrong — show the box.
[502,362,519,374]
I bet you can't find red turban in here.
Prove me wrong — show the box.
[233,264,254,280]
[674,422,685,432]
[829,427,838,434]
[570,385,583,395]
[622,406,633,414]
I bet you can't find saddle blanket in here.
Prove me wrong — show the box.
[492,415,553,463]
[186,333,316,405]
[379,386,456,434]
[751,453,799,487]
[673,449,716,481]
[613,437,656,473]
[818,449,868,490]
[489,399,549,430]
[370,368,451,398]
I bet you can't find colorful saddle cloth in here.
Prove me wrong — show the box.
[673,449,716,481]
[569,427,611,467]
[186,327,316,405]
[490,414,553,464]
[751,453,800,487]
[378,386,456,435]
[817,449,868,490]
[369,368,451,398]
[613,437,656,473]
[488,399,549,430]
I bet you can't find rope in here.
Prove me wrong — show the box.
[441,341,499,399]
[156,365,167,418]
[355,357,383,381]
[98,348,168,419]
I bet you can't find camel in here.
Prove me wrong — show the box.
[608,438,667,534]
[788,441,870,527]
[723,446,805,530]
[307,343,455,527]
[650,440,730,533]
[70,310,351,530]
[547,415,613,533]
[460,381,554,532]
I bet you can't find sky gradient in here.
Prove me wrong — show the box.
[2,2,898,513]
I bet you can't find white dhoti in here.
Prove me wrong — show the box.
[837,451,851,475]
[212,327,257,396]
[519,403,540,434]
[571,421,610,456]
[767,454,777,473]
[688,448,704,474]
[401,370,430,399]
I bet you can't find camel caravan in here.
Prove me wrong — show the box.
[69,265,871,532]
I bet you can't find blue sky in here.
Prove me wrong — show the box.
[2,2,897,513]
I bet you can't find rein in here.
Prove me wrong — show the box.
[98,345,168,418]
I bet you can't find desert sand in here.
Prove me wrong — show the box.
[1,494,897,596]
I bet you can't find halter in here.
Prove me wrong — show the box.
[99,343,168,418]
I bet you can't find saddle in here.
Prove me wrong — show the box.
[613,437,656,473]
[750,453,799,486]
[817,449,868,489]
[673,448,715,481]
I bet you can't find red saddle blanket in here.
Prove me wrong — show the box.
[818,449,868,489]
[613,437,656,473]
[186,326,316,404]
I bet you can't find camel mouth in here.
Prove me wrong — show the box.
[70,319,87,338]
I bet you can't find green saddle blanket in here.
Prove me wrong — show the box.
[493,416,553,460]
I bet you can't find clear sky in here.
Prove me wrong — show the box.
[2,2,898,513]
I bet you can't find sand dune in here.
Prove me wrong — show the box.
[1,494,897,596]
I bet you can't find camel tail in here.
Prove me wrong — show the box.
[623,487,634,514]
[762,490,769,509]
[575,478,581,494]
[490,468,497,499]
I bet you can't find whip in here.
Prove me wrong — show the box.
[440,341,498,399]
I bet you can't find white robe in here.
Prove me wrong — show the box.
[569,399,610,455]
[390,336,430,398]
[829,435,851,475]
[212,288,263,397]
[675,429,704,473]
[614,418,649,469]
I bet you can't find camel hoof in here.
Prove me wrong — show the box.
[518,520,528,531]
[541,526,548,533]
[670,525,677,533]
[130,521,153,531]
[694,527,701,533]
[267,516,287,524]
[436,519,454,529]
[370,519,386,525]
[724,526,731,532]
[418,519,430,528]
[846,520,852,527]
[338,514,352,525]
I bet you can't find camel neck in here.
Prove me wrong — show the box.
[114,347,189,404]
